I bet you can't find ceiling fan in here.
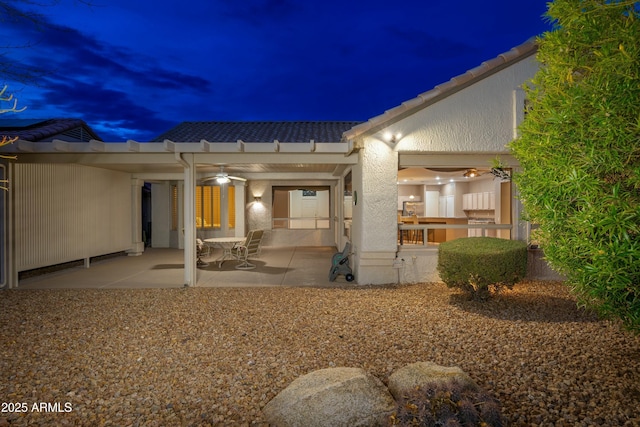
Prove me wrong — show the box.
[201,166,247,184]
[463,167,511,181]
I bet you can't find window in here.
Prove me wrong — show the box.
[343,171,352,238]
[272,187,330,229]
[227,185,235,228]
[171,185,178,230]
[196,185,222,228]
[171,184,236,230]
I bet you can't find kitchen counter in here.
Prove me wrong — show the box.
[399,217,469,243]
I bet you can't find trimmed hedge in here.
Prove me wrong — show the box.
[437,237,527,300]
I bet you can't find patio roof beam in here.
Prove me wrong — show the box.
[193,152,357,165]
[239,172,341,181]
[13,152,357,165]
[5,140,352,155]
[52,139,73,152]
[399,153,518,168]
[331,164,348,177]
[132,172,185,181]
[127,140,140,152]
[90,140,105,152]
[12,152,181,165]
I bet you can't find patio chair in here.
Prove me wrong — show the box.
[232,229,264,270]
[197,238,211,257]
[196,238,211,267]
[182,228,211,267]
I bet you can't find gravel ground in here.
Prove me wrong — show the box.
[1,281,639,426]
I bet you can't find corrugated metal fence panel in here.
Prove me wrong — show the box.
[15,163,132,271]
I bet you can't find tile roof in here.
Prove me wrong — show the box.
[153,121,363,143]
[0,118,102,142]
[343,38,539,141]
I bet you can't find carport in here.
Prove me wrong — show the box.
[1,121,360,288]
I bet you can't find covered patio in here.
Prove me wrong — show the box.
[16,246,350,289]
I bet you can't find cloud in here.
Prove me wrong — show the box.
[1,0,552,142]
[1,2,212,140]
[31,78,173,141]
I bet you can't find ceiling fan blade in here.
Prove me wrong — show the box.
[199,175,246,183]
[200,176,220,183]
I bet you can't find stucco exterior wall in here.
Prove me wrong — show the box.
[351,55,539,285]
[392,56,538,152]
[13,163,132,272]
[352,139,399,284]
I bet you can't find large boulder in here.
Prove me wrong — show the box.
[263,367,395,427]
[387,361,478,400]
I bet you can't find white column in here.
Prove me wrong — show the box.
[233,181,246,237]
[128,178,145,256]
[335,179,343,248]
[2,160,16,288]
[182,154,197,286]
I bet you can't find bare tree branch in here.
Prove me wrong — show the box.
[0,84,27,113]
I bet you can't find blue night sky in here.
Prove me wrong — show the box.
[1,0,553,142]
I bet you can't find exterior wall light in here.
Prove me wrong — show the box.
[384,131,402,143]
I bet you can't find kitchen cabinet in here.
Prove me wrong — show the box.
[424,191,440,217]
[437,195,457,218]
[463,191,495,211]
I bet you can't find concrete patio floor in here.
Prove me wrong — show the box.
[16,246,354,289]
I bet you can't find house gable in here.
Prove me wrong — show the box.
[0,118,103,142]
[343,39,538,153]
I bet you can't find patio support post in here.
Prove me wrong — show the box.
[182,153,197,286]
[128,178,145,256]
[353,139,399,284]
[1,159,16,288]
[233,181,246,237]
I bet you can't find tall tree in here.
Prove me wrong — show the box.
[510,0,640,330]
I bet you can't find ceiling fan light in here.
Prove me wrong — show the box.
[463,169,478,178]
[216,176,230,184]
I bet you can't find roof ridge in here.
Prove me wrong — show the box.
[153,120,364,143]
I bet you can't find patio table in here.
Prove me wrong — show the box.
[204,237,245,268]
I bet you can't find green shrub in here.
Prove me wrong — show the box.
[388,378,504,426]
[437,237,527,300]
